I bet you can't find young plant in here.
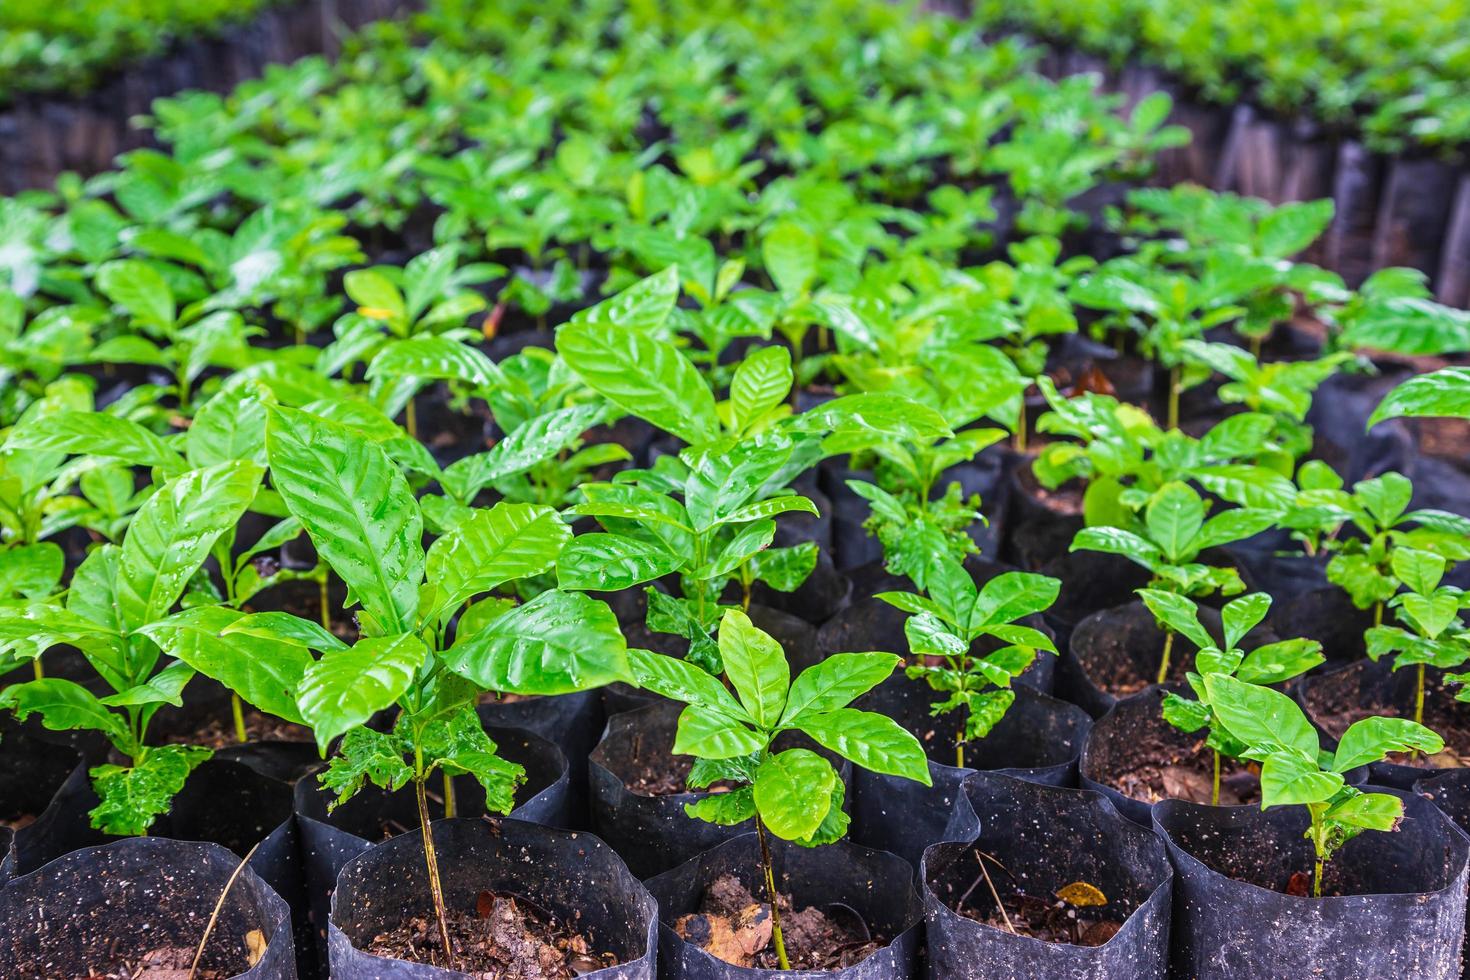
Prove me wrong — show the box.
[1072,481,1275,680]
[877,556,1060,767]
[628,609,930,970]
[209,405,633,970]
[1323,473,1470,626]
[1144,590,1324,803]
[1204,673,1441,897]
[0,459,263,834]
[1365,548,1470,741]
[556,430,820,673]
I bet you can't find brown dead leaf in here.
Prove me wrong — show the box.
[245,929,267,967]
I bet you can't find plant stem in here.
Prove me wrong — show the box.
[1413,663,1427,759]
[1373,601,1383,628]
[1167,366,1181,430]
[1313,856,1324,898]
[32,657,43,681]
[231,694,247,744]
[414,766,454,969]
[443,770,457,819]
[1156,630,1175,685]
[754,817,790,971]
[1212,749,1221,806]
[318,573,331,631]
[405,397,418,440]
[1014,400,1028,453]
[956,730,965,770]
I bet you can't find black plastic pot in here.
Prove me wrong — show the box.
[0,836,298,978]
[476,688,604,822]
[1269,586,1373,663]
[1298,658,1470,790]
[295,724,570,970]
[1081,686,1262,827]
[644,832,923,978]
[1063,601,1277,719]
[1037,552,1152,650]
[1325,140,1386,288]
[1372,156,1458,286]
[1438,173,1470,308]
[0,828,12,881]
[922,772,1172,979]
[1154,790,1468,978]
[0,731,84,868]
[748,547,852,628]
[847,679,1087,868]
[328,817,656,978]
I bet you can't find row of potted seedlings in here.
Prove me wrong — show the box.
[3,266,1470,977]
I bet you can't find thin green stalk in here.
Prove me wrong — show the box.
[32,658,43,681]
[1211,750,1220,806]
[755,817,790,971]
[443,770,457,819]
[231,694,247,744]
[1413,663,1427,760]
[405,398,418,441]
[319,574,331,631]
[1166,366,1181,430]
[1313,856,1324,898]
[1373,601,1384,628]
[1156,630,1175,685]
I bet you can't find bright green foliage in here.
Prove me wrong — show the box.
[629,609,930,845]
[1366,548,1470,717]
[879,557,1059,749]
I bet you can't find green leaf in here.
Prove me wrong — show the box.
[729,346,793,434]
[557,321,718,446]
[267,406,424,634]
[1326,792,1403,832]
[0,678,131,751]
[140,606,311,725]
[1259,750,1344,807]
[344,269,406,322]
[1146,482,1206,562]
[674,705,766,759]
[685,787,757,825]
[296,633,427,753]
[1137,589,1213,650]
[99,660,195,708]
[186,380,272,468]
[443,590,631,695]
[555,532,684,591]
[441,403,606,499]
[89,744,210,836]
[795,707,932,784]
[1391,548,1446,596]
[570,266,680,336]
[117,460,263,631]
[1221,593,1271,650]
[365,336,502,392]
[718,608,789,729]
[969,572,1060,631]
[1370,368,1470,426]
[7,410,186,475]
[747,543,818,592]
[752,748,836,841]
[0,542,63,599]
[1162,692,1211,733]
[1203,673,1319,758]
[420,707,525,813]
[1070,526,1161,568]
[763,222,819,300]
[96,259,176,328]
[1332,716,1444,772]
[425,503,570,617]
[905,613,968,659]
[221,611,346,651]
[704,519,777,580]
[1235,639,1324,685]
[627,648,748,718]
[1193,507,1276,552]
[781,653,898,725]
[319,726,412,810]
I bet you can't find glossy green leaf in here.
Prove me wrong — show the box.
[718,608,789,728]
[752,748,836,841]
[795,707,931,784]
[296,633,427,753]
[781,652,898,725]
[425,503,570,617]
[556,532,684,591]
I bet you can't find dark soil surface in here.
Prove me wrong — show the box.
[164,706,312,750]
[968,890,1121,947]
[674,874,884,970]
[52,935,260,978]
[1014,464,1085,517]
[363,891,617,977]
[1304,668,1470,768]
[616,730,735,797]
[1102,729,1260,806]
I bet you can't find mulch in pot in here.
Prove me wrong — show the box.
[1154,791,1468,978]
[1081,686,1261,825]
[645,832,921,979]
[923,772,1171,978]
[327,817,656,978]
[0,837,297,980]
